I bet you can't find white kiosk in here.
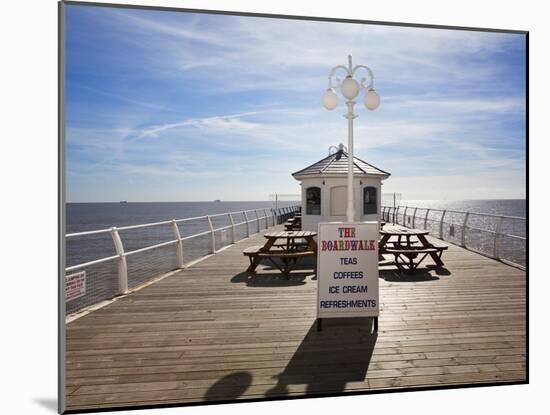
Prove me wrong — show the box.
[291,144,391,231]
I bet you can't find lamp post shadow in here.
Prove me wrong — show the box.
[265,317,377,398]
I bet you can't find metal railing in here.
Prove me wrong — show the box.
[381,205,526,269]
[65,205,300,315]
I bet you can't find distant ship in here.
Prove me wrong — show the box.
[213,199,221,202]
[119,201,128,204]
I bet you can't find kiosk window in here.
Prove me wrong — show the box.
[306,187,321,215]
[363,187,377,214]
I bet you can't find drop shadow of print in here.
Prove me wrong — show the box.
[204,372,253,401]
[265,318,377,397]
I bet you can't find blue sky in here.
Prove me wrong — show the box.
[65,4,526,202]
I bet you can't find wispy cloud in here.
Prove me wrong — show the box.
[138,110,270,138]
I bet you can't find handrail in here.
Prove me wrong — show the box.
[65,254,119,272]
[381,204,525,269]
[124,239,179,257]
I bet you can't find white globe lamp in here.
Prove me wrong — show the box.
[322,88,338,110]
[341,76,360,99]
[364,88,380,110]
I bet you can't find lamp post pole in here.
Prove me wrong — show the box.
[322,55,380,223]
[345,96,357,222]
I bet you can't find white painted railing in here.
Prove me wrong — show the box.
[381,205,526,269]
[65,205,300,314]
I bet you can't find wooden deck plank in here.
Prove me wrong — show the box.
[65,225,526,410]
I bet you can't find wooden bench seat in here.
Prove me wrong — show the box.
[385,247,438,255]
[243,245,315,275]
[243,245,266,256]
[257,250,315,259]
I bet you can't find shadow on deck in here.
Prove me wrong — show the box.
[264,319,377,398]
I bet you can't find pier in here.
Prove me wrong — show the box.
[65,224,526,411]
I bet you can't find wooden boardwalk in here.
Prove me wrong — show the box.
[65,226,526,411]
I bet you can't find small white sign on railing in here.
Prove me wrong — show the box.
[317,222,379,319]
[66,271,86,302]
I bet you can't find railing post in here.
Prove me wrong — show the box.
[228,213,236,243]
[254,210,260,232]
[424,209,430,230]
[412,207,418,228]
[461,212,470,247]
[206,215,215,254]
[111,227,128,295]
[171,220,184,269]
[263,208,269,228]
[403,206,408,227]
[494,216,505,259]
[395,207,400,225]
[439,210,447,239]
[260,209,265,230]
[243,211,250,236]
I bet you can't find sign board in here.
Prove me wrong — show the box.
[66,271,86,302]
[317,222,379,318]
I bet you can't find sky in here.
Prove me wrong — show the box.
[65,5,526,202]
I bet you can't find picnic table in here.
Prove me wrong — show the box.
[243,230,317,275]
[379,227,448,272]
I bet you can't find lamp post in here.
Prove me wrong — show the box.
[322,55,380,222]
